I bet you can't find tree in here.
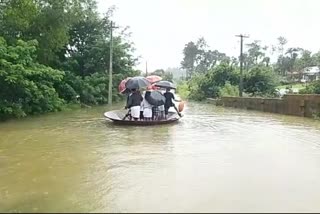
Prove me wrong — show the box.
[277,36,288,56]
[181,41,198,79]
[151,69,165,76]
[244,66,279,96]
[162,72,173,82]
[262,57,270,67]
[246,40,265,65]
[0,37,65,120]
[185,64,239,100]
[150,69,173,82]
[0,1,140,119]
[295,49,314,70]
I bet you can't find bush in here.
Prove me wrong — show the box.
[186,64,239,100]
[176,80,190,99]
[220,81,239,97]
[187,73,207,100]
[243,66,279,96]
[299,80,320,94]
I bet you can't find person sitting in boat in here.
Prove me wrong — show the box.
[164,88,181,119]
[126,89,143,121]
[141,91,153,121]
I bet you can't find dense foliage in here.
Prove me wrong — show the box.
[0,38,64,119]
[299,81,320,94]
[0,0,139,120]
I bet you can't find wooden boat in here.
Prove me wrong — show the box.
[104,110,183,126]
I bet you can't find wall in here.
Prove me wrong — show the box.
[219,95,320,118]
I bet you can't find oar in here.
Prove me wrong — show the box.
[122,109,131,120]
[173,105,182,117]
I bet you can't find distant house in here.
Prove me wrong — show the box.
[301,66,320,82]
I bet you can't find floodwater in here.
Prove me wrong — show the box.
[1,102,320,212]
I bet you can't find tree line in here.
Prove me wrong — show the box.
[0,0,139,120]
[178,36,320,100]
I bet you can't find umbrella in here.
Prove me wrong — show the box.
[125,76,151,90]
[118,77,131,93]
[154,80,176,89]
[146,84,160,90]
[145,90,165,106]
[146,75,162,84]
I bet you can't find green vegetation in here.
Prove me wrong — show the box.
[277,83,306,90]
[179,36,320,100]
[0,0,139,120]
[220,82,239,97]
[299,80,320,94]
[176,81,190,99]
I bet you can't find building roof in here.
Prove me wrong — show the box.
[303,66,320,75]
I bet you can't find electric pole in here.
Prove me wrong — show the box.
[235,34,249,97]
[145,61,148,76]
[108,21,118,105]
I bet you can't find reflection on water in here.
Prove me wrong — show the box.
[1,102,320,212]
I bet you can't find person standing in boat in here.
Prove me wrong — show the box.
[126,89,143,121]
[123,89,132,120]
[164,88,181,119]
[141,91,153,121]
[158,104,165,120]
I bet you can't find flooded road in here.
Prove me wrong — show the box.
[1,102,320,212]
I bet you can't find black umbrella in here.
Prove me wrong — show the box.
[145,91,165,106]
[125,76,151,90]
[154,80,176,89]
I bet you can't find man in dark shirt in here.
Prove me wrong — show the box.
[164,88,181,118]
[125,89,143,121]
[126,89,143,108]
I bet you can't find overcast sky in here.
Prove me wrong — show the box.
[97,0,320,72]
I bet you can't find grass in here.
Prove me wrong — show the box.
[277,83,306,90]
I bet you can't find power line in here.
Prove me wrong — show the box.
[235,34,249,97]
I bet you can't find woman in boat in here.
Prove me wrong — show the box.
[126,89,143,121]
[164,88,181,119]
[141,91,153,121]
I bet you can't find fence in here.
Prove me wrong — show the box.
[217,95,320,118]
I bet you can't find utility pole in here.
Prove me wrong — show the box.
[235,34,249,97]
[108,21,117,105]
[145,61,148,76]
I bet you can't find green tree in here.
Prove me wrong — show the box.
[162,72,173,82]
[0,37,65,120]
[243,66,279,96]
[151,69,165,77]
[0,0,83,66]
[186,64,239,100]
[246,40,265,65]
[181,41,198,79]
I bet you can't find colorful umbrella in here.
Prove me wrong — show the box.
[146,75,162,84]
[146,84,160,90]
[118,77,131,93]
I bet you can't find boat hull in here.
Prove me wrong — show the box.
[104,110,182,126]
